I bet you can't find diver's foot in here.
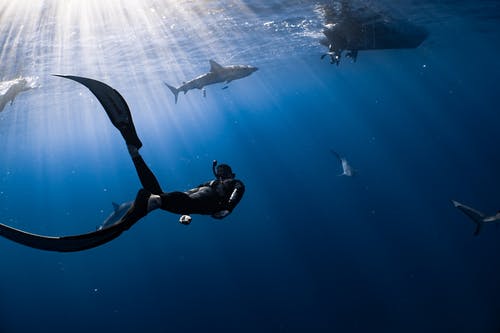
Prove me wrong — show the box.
[119,124,143,150]
[121,189,151,228]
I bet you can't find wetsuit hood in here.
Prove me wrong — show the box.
[213,162,235,180]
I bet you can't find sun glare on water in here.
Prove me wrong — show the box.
[0,0,264,154]
[0,0,259,79]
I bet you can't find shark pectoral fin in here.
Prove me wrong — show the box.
[474,223,482,236]
[112,202,120,211]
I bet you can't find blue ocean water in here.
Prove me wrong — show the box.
[1,0,500,332]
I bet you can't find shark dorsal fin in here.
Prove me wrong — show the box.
[209,60,224,72]
[112,202,119,211]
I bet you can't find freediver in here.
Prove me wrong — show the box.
[0,75,245,252]
[76,74,246,226]
[125,144,245,225]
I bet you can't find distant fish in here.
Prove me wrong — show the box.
[98,201,133,230]
[0,76,39,112]
[164,59,258,103]
[452,200,500,236]
[330,149,355,176]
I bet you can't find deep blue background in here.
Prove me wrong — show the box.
[1,1,500,332]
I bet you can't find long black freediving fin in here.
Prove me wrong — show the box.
[0,189,150,252]
[0,221,125,252]
[0,200,145,252]
[54,75,142,148]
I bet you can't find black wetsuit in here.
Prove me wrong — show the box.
[131,155,245,217]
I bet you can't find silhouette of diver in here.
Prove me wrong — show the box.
[126,145,245,223]
[0,75,244,252]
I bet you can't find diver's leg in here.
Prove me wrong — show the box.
[128,146,163,195]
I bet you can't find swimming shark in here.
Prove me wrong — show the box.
[164,60,258,103]
[98,201,133,230]
[0,76,39,112]
[330,149,355,176]
[452,200,500,236]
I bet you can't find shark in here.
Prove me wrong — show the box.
[98,201,133,231]
[452,200,500,236]
[164,60,258,103]
[330,149,356,177]
[0,76,39,112]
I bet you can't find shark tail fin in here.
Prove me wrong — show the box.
[452,200,485,236]
[164,82,179,104]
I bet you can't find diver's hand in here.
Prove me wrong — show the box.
[212,210,230,219]
[179,215,192,225]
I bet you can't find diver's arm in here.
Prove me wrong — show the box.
[131,153,163,194]
[226,180,245,212]
[211,180,245,219]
